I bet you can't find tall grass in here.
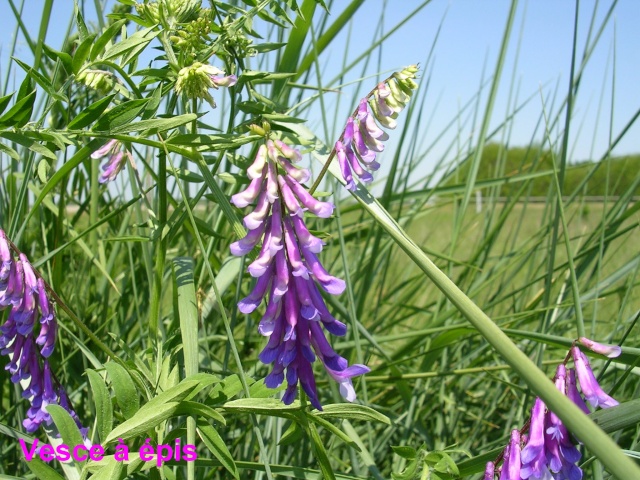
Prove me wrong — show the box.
[0,1,638,479]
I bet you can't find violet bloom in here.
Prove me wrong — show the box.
[231,140,369,408]
[333,65,418,189]
[91,139,132,183]
[0,230,87,436]
[499,430,521,480]
[571,346,618,409]
[521,398,550,480]
[577,337,621,358]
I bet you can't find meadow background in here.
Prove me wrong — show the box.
[0,1,639,479]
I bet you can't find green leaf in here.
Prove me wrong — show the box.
[87,369,114,443]
[42,44,73,73]
[392,446,417,460]
[46,405,87,467]
[314,404,391,425]
[0,141,20,160]
[0,92,14,115]
[87,458,125,480]
[25,457,67,480]
[94,98,149,132]
[278,421,304,446]
[0,91,36,129]
[104,402,180,444]
[307,414,361,452]
[306,420,336,480]
[72,35,97,74]
[109,113,198,135]
[101,27,158,62]
[104,361,140,420]
[222,398,300,418]
[74,0,90,39]
[176,401,226,425]
[104,380,200,444]
[197,419,239,479]
[0,132,57,160]
[68,94,116,129]
[91,19,128,61]
[12,57,68,103]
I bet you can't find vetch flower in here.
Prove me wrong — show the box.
[0,230,87,436]
[520,398,550,480]
[498,430,521,480]
[174,62,236,108]
[333,65,418,190]
[577,337,621,358]
[231,140,369,408]
[571,346,618,409]
[91,139,132,184]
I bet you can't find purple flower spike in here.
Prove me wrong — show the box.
[572,347,618,409]
[578,337,621,358]
[230,139,369,408]
[0,229,88,438]
[332,66,418,189]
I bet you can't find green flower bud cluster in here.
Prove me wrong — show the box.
[76,69,116,94]
[368,65,419,128]
[135,0,201,26]
[174,62,233,108]
[169,8,212,55]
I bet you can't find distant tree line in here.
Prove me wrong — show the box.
[446,143,639,197]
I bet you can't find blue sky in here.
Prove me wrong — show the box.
[0,0,638,171]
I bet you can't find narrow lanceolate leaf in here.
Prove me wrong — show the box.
[104,380,200,444]
[46,405,87,467]
[67,94,116,130]
[197,419,239,479]
[104,402,180,444]
[109,113,198,135]
[86,369,114,444]
[313,404,391,425]
[25,457,67,480]
[104,362,140,420]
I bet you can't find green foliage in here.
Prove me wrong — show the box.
[445,142,640,197]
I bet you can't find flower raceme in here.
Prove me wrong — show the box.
[230,139,369,409]
[334,65,419,191]
[0,230,86,435]
[487,339,621,480]
[91,139,133,184]
[174,61,237,108]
